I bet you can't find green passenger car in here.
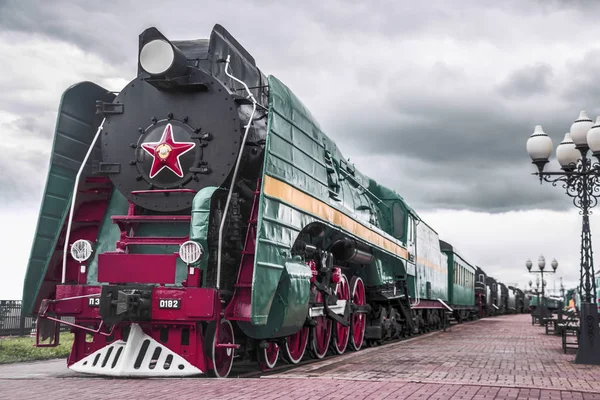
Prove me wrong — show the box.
[440,240,477,321]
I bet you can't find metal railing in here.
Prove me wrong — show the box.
[0,300,72,336]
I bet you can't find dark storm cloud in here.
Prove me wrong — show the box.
[498,64,553,98]
[1,0,590,66]
[562,50,600,109]
[0,0,132,64]
[352,151,567,214]
[2,0,600,214]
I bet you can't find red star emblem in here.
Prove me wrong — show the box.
[141,124,196,179]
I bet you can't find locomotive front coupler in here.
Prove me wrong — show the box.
[99,285,153,327]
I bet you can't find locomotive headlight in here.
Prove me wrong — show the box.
[140,39,175,75]
[179,241,203,264]
[138,27,189,78]
[70,239,94,263]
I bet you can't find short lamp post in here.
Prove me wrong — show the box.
[526,256,558,326]
[526,110,600,365]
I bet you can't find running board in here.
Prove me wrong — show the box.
[437,298,453,312]
[69,324,203,377]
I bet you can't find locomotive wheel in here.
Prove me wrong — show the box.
[283,326,309,364]
[259,342,279,370]
[332,274,350,355]
[349,276,366,351]
[206,319,235,378]
[310,290,332,359]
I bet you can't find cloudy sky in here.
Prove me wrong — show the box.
[1,0,599,300]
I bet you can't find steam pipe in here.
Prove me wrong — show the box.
[330,238,374,265]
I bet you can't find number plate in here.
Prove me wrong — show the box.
[158,299,181,309]
[88,297,100,307]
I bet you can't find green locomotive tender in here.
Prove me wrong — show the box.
[22,24,478,378]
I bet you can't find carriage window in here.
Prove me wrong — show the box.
[392,202,405,239]
[454,262,458,283]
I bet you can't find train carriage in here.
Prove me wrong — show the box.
[507,286,516,313]
[513,288,525,313]
[486,276,499,315]
[498,283,508,314]
[475,267,487,317]
[439,240,476,321]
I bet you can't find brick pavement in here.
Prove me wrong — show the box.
[267,314,600,397]
[1,314,600,399]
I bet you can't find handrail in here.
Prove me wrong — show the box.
[437,298,453,312]
[217,55,258,290]
[62,118,106,283]
[38,296,115,337]
[338,168,390,210]
[131,189,197,195]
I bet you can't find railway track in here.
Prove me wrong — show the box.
[228,320,472,379]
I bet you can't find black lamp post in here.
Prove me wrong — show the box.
[529,279,542,325]
[526,256,558,325]
[559,277,566,321]
[526,110,600,365]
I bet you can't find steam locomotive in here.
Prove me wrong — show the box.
[22,24,524,378]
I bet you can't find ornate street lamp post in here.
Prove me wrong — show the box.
[526,110,600,365]
[529,279,542,325]
[559,277,566,320]
[526,256,558,325]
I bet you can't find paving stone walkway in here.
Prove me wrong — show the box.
[269,314,600,393]
[1,314,600,399]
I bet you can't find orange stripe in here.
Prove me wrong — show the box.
[263,175,409,260]
[416,256,447,273]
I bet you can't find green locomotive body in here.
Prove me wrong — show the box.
[239,75,449,338]
[20,25,491,378]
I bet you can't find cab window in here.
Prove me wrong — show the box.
[392,202,405,239]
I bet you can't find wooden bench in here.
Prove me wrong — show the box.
[558,312,580,353]
[545,317,558,335]
[562,324,579,353]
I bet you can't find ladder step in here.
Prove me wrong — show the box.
[112,215,191,223]
[118,236,188,246]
